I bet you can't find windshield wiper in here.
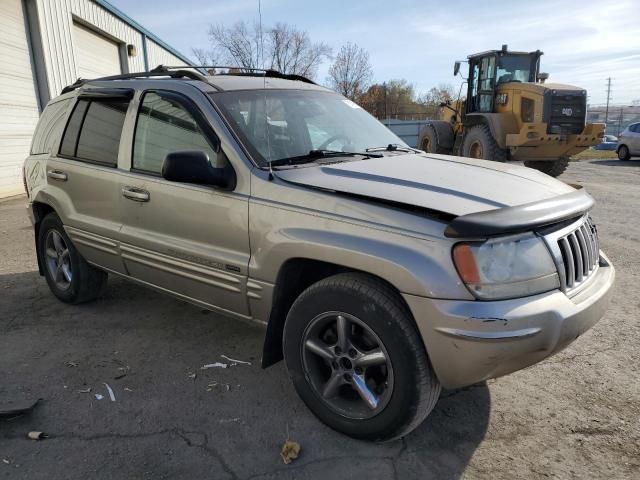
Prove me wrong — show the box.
[268,149,382,167]
[366,144,421,154]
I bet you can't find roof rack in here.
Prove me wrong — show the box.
[60,66,208,94]
[60,64,317,95]
[158,65,317,85]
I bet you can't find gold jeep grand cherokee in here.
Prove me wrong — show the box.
[23,67,615,441]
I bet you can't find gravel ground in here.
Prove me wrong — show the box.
[1,159,639,479]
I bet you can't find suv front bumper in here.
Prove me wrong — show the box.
[403,254,615,389]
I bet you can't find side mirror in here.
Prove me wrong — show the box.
[453,61,461,76]
[161,151,235,189]
[537,72,549,83]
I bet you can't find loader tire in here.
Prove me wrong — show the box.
[524,158,570,177]
[418,125,450,154]
[461,124,507,162]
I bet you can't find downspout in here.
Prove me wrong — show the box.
[142,33,149,71]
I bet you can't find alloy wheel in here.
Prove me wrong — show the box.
[45,230,72,290]
[301,311,394,419]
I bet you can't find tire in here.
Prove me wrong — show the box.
[282,272,441,441]
[38,213,107,304]
[524,158,570,177]
[418,125,449,154]
[618,145,631,161]
[461,124,507,161]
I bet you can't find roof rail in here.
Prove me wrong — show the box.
[60,67,208,94]
[157,65,317,85]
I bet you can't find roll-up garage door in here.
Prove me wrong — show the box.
[73,22,122,79]
[0,0,41,197]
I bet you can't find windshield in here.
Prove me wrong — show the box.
[496,55,534,84]
[210,89,405,166]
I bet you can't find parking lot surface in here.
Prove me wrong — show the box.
[1,159,639,480]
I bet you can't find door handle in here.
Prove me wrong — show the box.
[47,170,67,181]
[122,186,150,202]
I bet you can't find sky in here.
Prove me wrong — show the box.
[108,0,640,105]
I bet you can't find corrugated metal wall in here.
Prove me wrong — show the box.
[33,0,188,100]
[147,39,188,69]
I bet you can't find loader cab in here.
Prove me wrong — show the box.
[464,46,542,115]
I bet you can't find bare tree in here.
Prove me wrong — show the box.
[204,21,331,79]
[191,47,219,66]
[327,42,373,100]
[267,23,331,78]
[208,21,262,70]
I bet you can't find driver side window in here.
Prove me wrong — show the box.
[133,91,225,175]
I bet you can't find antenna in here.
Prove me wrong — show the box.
[258,0,265,69]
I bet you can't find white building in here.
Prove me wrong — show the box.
[0,0,191,198]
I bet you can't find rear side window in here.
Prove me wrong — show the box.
[59,98,129,166]
[31,99,71,154]
[132,91,222,174]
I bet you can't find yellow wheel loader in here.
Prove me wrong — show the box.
[418,45,605,177]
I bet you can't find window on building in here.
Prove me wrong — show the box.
[132,91,224,175]
[59,98,129,166]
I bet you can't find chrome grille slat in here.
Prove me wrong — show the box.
[548,214,600,294]
[575,228,589,276]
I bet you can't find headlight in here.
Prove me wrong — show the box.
[452,234,560,300]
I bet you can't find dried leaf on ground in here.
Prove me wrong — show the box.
[280,440,301,464]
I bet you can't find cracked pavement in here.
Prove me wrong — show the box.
[1,159,639,479]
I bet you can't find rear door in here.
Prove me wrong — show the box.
[48,90,133,273]
[118,89,251,316]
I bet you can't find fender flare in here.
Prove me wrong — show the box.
[465,113,519,149]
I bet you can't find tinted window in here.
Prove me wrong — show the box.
[31,99,71,154]
[631,124,640,133]
[133,92,222,174]
[60,98,129,166]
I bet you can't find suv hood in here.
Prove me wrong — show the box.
[275,153,575,217]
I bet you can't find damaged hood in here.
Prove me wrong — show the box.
[274,153,575,217]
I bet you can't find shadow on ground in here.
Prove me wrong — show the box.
[1,270,490,479]
[590,159,640,167]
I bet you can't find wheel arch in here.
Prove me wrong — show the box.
[261,258,414,369]
[31,201,57,275]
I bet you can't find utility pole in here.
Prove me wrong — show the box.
[604,77,612,129]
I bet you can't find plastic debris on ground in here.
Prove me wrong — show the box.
[94,394,104,401]
[104,383,116,402]
[201,362,228,370]
[220,355,252,366]
[27,431,47,440]
[280,440,301,465]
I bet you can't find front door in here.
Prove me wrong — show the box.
[118,90,251,316]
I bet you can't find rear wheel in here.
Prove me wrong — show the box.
[461,124,507,161]
[283,273,441,441]
[38,213,107,304]
[418,125,449,154]
[618,145,631,161]
[524,158,570,177]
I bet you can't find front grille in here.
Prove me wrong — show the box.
[546,92,586,135]
[556,216,599,290]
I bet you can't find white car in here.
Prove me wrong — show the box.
[617,123,640,160]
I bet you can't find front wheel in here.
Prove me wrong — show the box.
[618,145,631,161]
[283,273,441,441]
[461,124,507,161]
[524,158,570,177]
